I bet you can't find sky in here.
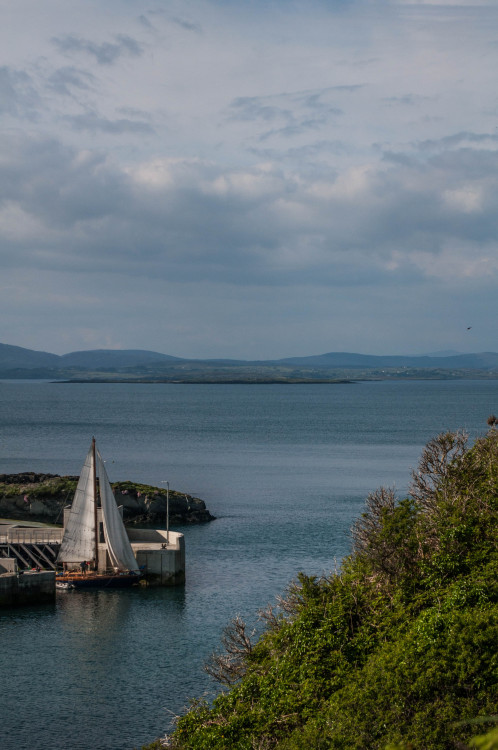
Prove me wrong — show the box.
[1,0,498,359]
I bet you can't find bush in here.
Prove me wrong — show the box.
[169,429,498,749]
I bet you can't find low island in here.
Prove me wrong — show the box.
[0,473,215,526]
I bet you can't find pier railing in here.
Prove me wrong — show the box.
[0,528,63,544]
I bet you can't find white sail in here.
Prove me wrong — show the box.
[97,450,139,572]
[58,445,95,563]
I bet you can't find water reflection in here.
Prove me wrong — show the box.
[0,600,56,625]
[0,586,193,750]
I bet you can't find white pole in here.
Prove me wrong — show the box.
[166,481,170,545]
[161,480,170,546]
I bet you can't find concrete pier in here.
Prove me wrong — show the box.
[1,520,186,587]
[128,529,185,586]
[0,558,55,606]
[0,523,62,570]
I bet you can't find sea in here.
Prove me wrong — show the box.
[0,379,497,750]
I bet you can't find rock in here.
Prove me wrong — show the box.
[0,474,215,525]
[28,499,54,516]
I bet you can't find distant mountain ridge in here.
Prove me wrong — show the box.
[1,342,498,375]
[0,343,60,369]
[0,343,180,371]
[276,351,498,369]
[60,349,181,368]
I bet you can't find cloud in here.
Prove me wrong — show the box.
[0,66,40,118]
[415,131,498,152]
[63,113,155,135]
[228,86,355,124]
[258,117,339,142]
[47,66,96,96]
[138,14,155,31]
[248,140,351,163]
[169,16,202,33]
[144,7,202,33]
[2,131,498,295]
[2,0,498,356]
[382,94,435,106]
[0,135,129,235]
[51,34,144,65]
[227,87,349,144]
[229,99,294,124]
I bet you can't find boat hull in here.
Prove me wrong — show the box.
[56,580,76,590]
[55,573,140,589]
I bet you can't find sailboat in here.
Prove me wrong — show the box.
[56,438,141,589]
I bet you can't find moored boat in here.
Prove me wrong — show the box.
[56,572,139,589]
[55,579,75,590]
[56,438,141,589]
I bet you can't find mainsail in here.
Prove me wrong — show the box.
[58,444,96,563]
[97,450,139,572]
[58,440,139,572]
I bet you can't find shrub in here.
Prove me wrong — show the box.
[169,430,498,749]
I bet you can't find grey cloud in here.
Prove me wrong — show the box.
[47,66,96,96]
[229,99,294,124]
[415,131,498,152]
[367,150,498,253]
[283,140,351,158]
[296,91,345,112]
[248,140,350,164]
[258,116,338,142]
[0,136,130,234]
[138,15,155,30]
[382,94,435,107]
[350,57,380,68]
[228,87,346,142]
[2,0,497,358]
[0,66,40,118]
[63,113,155,134]
[145,8,202,32]
[115,34,143,56]
[117,106,152,120]
[3,134,498,290]
[383,141,498,183]
[229,86,352,123]
[52,34,144,65]
[169,16,202,33]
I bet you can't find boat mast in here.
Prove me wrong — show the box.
[92,437,99,571]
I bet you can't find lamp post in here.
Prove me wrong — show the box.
[166,481,169,544]
[161,481,170,545]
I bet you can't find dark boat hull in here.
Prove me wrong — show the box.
[56,573,140,589]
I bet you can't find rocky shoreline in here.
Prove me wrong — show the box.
[0,473,215,526]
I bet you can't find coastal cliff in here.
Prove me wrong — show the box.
[159,428,498,750]
[0,473,215,526]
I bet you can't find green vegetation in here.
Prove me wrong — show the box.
[155,427,498,749]
[0,475,77,499]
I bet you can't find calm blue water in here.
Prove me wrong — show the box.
[0,380,497,750]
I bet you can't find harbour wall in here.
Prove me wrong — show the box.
[129,529,185,586]
[0,560,55,606]
[1,523,186,587]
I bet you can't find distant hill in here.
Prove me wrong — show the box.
[59,349,181,369]
[276,350,498,370]
[0,343,181,373]
[1,342,498,381]
[0,343,60,369]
